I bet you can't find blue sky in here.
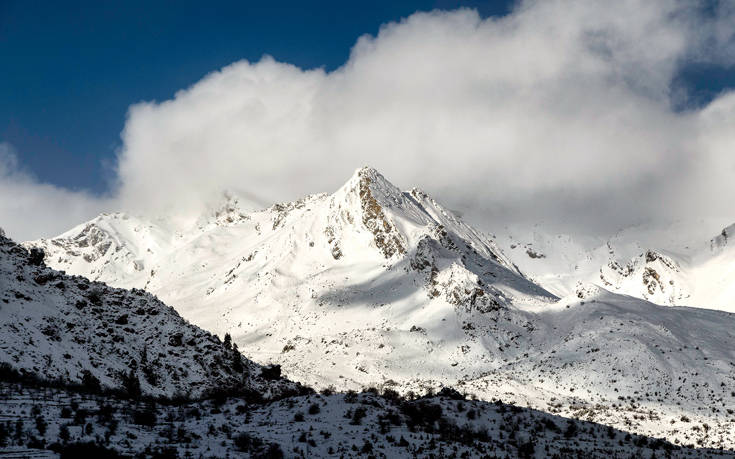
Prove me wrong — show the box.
[0,0,515,194]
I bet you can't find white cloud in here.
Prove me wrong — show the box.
[4,0,735,240]
[0,143,108,240]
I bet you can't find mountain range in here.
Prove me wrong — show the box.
[2,216,724,457]
[24,167,735,450]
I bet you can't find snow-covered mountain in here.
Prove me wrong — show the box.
[26,167,558,386]
[0,233,302,400]
[4,223,725,458]
[2,222,723,458]
[493,221,735,311]
[27,167,735,449]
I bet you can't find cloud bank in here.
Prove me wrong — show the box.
[0,143,108,240]
[3,0,735,240]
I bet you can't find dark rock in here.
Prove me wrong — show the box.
[28,248,45,266]
[169,333,184,347]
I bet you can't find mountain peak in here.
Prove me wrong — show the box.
[340,166,404,202]
[353,165,381,178]
[347,165,389,181]
[198,190,256,228]
[332,167,408,259]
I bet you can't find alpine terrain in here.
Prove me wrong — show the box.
[2,231,724,457]
[28,167,735,450]
[492,221,735,311]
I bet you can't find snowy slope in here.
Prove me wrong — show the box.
[492,221,735,311]
[27,167,735,448]
[1,384,729,458]
[0,233,302,400]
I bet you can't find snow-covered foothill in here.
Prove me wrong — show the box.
[0,233,304,400]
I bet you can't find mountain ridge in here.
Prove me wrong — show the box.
[493,220,735,310]
[25,166,735,448]
[0,233,304,401]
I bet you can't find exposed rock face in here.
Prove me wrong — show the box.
[357,169,406,259]
[598,249,686,304]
